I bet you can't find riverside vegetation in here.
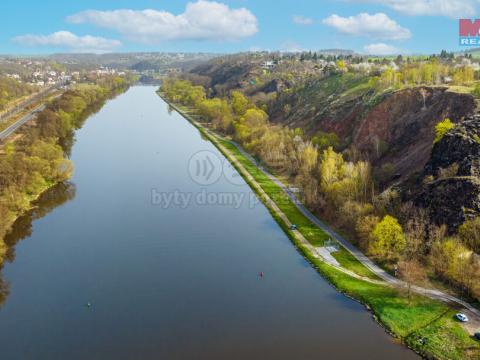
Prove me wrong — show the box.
[161,77,480,359]
[0,75,134,265]
[0,76,36,111]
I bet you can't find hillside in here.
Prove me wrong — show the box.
[170,52,480,302]
[186,54,477,185]
[269,78,475,181]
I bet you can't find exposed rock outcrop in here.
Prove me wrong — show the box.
[187,60,477,187]
[270,84,475,182]
[353,88,475,178]
[412,115,480,231]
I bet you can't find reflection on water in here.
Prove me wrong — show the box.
[4,182,76,255]
[0,182,76,307]
[0,90,115,307]
[59,90,124,157]
[0,274,8,308]
[0,87,418,359]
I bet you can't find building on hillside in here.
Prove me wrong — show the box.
[261,61,276,70]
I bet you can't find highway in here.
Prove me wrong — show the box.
[0,104,46,141]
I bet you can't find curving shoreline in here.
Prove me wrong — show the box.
[159,90,480,360]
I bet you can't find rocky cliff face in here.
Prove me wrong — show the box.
[271,84,475,182]
[411,116,480,231]
[187,62,477,190]
[353,88,475,177]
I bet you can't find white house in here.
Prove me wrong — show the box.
[261,61,276,70]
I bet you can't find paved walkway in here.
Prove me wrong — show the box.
[228,140,480,324]
[0,104,46,141]
[166,95,480,332]
[316,247,340,267]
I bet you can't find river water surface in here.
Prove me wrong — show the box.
[0,86,418,359]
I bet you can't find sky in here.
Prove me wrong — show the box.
[0,0,477,55]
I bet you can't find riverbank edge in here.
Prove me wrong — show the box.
[0,84,132,260]
[158,91,479,360]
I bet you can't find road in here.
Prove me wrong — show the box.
[165,95,480,333]
[0,104,46,142]
[0,83,63,122]
[229,140,480,324]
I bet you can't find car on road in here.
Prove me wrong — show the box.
[290,224,297,230]
[455,313,469,322]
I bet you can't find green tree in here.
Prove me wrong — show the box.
[458,217,480,253]
[319,147,345,205]
[356,215,380,251]
[430,238,476,297]
[295,141,319,206]
[370,215,406,259]
[231,91,250,116]
[453,66,474,84]
[336,60,347,72]
[312,131,340,151]
[197,98,233,133]
[473,83,480,98]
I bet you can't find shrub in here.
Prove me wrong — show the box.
[434,118,454,144]
[458,217,480,253]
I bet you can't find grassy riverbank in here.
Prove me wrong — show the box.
[160,92,480,360]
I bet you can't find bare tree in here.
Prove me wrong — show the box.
[419,88,427,110]
[398,259,426,304]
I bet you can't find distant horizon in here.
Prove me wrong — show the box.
[0,48,478,58]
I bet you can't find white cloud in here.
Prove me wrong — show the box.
[351,0,476,18]
[322,13,411,40]
[67,1,258,43]
[13,31,121,53]
[363,43,402,55]
[293,15,314,25]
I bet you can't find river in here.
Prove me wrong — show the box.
[0,86,418,359]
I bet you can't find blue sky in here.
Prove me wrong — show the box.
[0,0,475,55]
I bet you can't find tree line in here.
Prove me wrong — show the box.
[0,75,131,264]
[162,78,480,301]
[0,76,35,111]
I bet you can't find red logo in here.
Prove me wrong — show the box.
[460,19,480,36]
